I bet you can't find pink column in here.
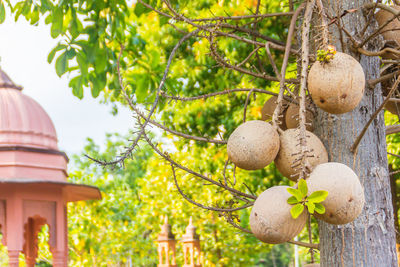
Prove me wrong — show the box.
[8,250,20,267]
[51,202,68,267]
[6,194,23,267]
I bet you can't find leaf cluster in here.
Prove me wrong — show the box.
[287,179,328,219]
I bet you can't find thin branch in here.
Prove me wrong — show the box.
[171,164,253,212]
[191,12,295,22]
[351,75,400,153]
[161,88,294,102]
[243,89,255,123]
[272,3,305,130]
[368,70,400,88]
[361,3,400,48]
[140,125,257,200]
[265,43,281,79]
[287,240,320,250]
[387,124,400,135]
[131,105,226,144]
[89,30,201,166]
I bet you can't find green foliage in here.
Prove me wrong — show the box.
[287,179,328,219]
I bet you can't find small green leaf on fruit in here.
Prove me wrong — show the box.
[287,188,303,202]
[287,196,299,205]
[308,190,329,203]
[298,179,308,197]
[314,203,326,214]
[290,203,305,219]
[305,201,315,214]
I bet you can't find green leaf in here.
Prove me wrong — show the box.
[136,75,149,103]
[287,187,303,202]
[134,3,150,17]
[305,201,315,214]
[287,196,299,205]
[69,76,83,99]
[290,204,304,219]
[55,51,68,77]
[314,203,326,214]
[50,7,63,38]
[298,179,308,197]
[308,190,329,203]
[47,44,67,63]
[0,2,6,24]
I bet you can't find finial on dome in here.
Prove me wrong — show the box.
[182,217,199,241]
[0,68,22,90]
[157,215,175,241]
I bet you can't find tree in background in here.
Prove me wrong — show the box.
[4,0,400,265]
[67,134,294,266]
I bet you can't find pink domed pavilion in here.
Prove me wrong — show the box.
[0,69,101,266]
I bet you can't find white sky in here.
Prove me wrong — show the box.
[0,15,134,156]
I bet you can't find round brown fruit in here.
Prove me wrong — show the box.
[285,102,314,131]
[250,186,307,244]
[261,96,288,129]
[375,6,400,59]
[307,162,365,225]
[308,52,365,114]
[385,100,400,116]
[227,120,280,170]
[274,129,328,181]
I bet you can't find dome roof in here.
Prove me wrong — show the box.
[0,70,58,150]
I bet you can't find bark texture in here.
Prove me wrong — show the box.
[314,1,398,266]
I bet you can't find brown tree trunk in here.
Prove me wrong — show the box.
[313,1,398,266]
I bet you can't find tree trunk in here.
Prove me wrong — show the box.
[313,1,398,266]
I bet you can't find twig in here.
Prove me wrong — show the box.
[271,3,305,131]
[387,124,400,135]
[243,89,255,123]
[265,43,281,79]
[361,3,400,48]
[89,30,201,166]
[161,88,294,102]
[351,75,400,153]
[191,12,295,22]
[287,240,320,250]
[171,164,253,212]
[140,125,257,200]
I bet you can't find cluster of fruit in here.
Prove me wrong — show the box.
[227,51,366,244]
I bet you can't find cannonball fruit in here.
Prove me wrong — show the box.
[375,6,400,59]
[307,162,365,225]
[274,129,328,181]
[250,186,307,244]
[308,52,365,114]
[285,102,314,131]
[227,120,280,170]
[385,100,400,115]
[261,96,288,129]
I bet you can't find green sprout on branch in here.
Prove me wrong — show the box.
[287,179,328,219]
[317,45,337,63]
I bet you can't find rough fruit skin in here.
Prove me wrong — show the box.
[227,120,279,170]
[285,102,314,131]
[275,129,328,181]
[375,6,400,59]
[307,162,365,225]
[261,96,288,130]
[250,186,307,244]
[308,52,365,114]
